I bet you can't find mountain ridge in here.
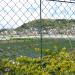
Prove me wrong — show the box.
[16,19,75,31]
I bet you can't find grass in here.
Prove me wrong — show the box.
[0,38,75,59]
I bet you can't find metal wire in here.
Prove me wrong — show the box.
[0,0,75,59]
[46,0,75,3]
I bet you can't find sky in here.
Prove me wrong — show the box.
[0,0,75,29]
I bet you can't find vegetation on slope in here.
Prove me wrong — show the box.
[16,19,75,31]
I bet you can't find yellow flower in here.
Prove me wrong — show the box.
[34,48,40,52]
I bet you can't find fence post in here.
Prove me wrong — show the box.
[40,0,43,62]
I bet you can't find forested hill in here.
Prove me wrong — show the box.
[16,19,75,31]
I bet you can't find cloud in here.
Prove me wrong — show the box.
[0,0,75,29]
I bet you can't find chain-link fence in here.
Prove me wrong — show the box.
[0,0,75,59]
[1,0,75,75]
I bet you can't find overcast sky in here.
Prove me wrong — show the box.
[0,0,75,29]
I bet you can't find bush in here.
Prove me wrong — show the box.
[0,48,75,75]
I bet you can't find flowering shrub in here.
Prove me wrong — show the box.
[0,48,75,75]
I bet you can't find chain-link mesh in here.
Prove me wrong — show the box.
[0,0,75,59]
[0,0,40,58]
[41,0,75,51]
[1,0,75,74]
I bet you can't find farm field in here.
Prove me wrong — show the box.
[0,38,75,59]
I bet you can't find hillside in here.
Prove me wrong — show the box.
[16,19,75,30]
[15,19,75,35]
[0,19,75,36]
